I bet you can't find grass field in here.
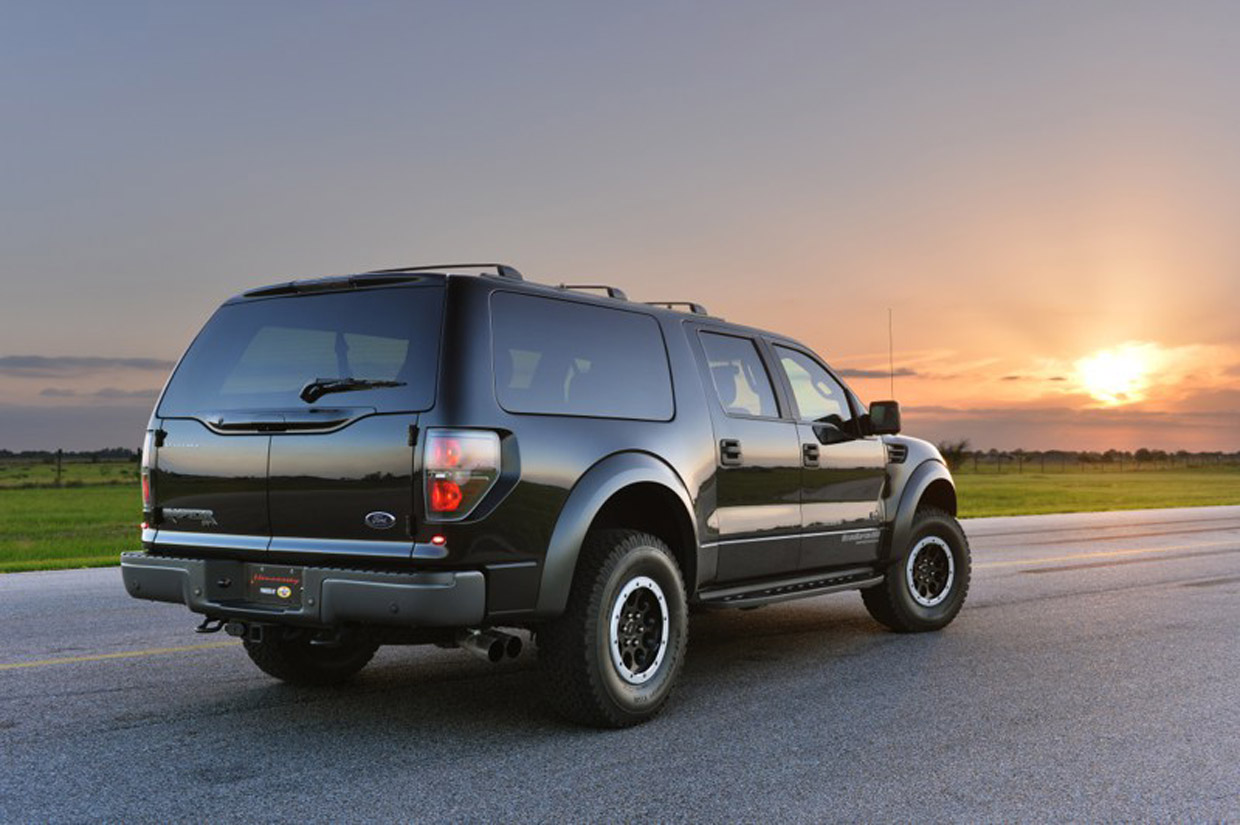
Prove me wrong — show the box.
[955,466,1240,517]
[0,486,138,573]
[0,467,1238,572]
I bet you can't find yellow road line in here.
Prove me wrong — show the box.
[0,640,236,672]
[975,539,1238,570]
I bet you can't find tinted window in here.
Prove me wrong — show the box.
[159,286,443,415]
[774,345,855,426]
[699,332,779,418]
[491,293,673,420]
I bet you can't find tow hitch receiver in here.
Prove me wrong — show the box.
[223,621,266,643]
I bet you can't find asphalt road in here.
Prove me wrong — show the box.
[2,506,1238,823]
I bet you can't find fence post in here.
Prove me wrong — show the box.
[55,448,63,487]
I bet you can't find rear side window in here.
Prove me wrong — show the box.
[159,286,443,415]
[699,332,780,418]
[491,292,673,420]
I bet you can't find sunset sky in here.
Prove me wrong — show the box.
[2,1,1238,451]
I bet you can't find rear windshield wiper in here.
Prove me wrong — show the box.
[299,377,407,404]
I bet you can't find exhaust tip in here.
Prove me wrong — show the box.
[484,637,505,663]
[504,635,523,659]
[456,629,522,663]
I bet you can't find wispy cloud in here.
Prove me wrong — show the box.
[835,367,917,379]
[0,356,174,379]
[39,387,159,400]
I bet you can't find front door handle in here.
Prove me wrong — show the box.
[720,438,743,466]
[802,443,820,467]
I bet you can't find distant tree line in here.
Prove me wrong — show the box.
[935,440,1240,473]
[0,448,139,463]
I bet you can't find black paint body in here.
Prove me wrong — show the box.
[132,270,954,629]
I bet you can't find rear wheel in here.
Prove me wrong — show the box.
[863,507,970,632]
[243,629,379,686]
[538,529,688,728]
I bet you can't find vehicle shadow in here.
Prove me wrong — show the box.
[186,595,902,744]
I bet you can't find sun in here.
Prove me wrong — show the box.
[1074,343,1152,406]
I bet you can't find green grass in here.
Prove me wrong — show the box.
[0,485,139,572]
[1,467,1238,572]
[956,466,1240,518]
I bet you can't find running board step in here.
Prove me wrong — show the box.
[697,568,884,609]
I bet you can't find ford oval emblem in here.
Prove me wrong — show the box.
[365,511,397,530]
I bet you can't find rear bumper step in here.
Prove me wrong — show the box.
[120,551,485,628]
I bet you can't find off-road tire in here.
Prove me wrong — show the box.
[538,529,688,728]
[243,630,379,686]
[863,507,970,632]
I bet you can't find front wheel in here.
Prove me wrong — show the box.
[863,507,970,632]
[538,529,688,728]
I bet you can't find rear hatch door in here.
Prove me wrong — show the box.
[151,281,444,561]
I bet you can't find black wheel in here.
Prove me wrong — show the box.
[538,529,688,728]
[862,507,970,632]
[243,629,379,686]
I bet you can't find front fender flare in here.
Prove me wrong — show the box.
[534,451,696,618]
[886,459,955,563]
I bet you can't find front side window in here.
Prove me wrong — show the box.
[699,332,780,418]
[774,345,856,427]
[491,293,674,420]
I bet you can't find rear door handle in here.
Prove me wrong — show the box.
[802,443,820,467]
[720,438,743,466]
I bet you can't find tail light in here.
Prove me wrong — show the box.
[140,430,155,512]
[423,429,501,521]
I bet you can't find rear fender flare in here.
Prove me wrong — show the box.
[534,452,696,618]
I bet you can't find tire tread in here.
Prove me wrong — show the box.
[538,529,686,728]
[863,506,970,633]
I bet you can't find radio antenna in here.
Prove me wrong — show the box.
[888,308,895,398]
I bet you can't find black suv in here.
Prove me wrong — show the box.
[122,263,969,727]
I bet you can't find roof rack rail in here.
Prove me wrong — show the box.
[557,283,628,300]
[645,301,710,316]
[364,263,524,281]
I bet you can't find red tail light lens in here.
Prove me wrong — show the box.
[424,429,501,521]
[430,479,463,512]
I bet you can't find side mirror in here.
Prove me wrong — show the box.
[868,400,901,435]
[813,421,854,445]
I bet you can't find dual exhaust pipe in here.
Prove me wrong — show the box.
[456,628,523,663]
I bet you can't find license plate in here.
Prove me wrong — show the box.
[245,565,303,608]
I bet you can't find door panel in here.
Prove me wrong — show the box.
[770,344,886,571]
[712,417,804,580]
[267,413,416,556]
[695,329,803,583]
[797,422,886,569]
[152,418,270,549]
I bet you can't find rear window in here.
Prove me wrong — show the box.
[158,286,443,416]
[491,292,674,420]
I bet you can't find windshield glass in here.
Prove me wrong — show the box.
[158,286,443,416]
